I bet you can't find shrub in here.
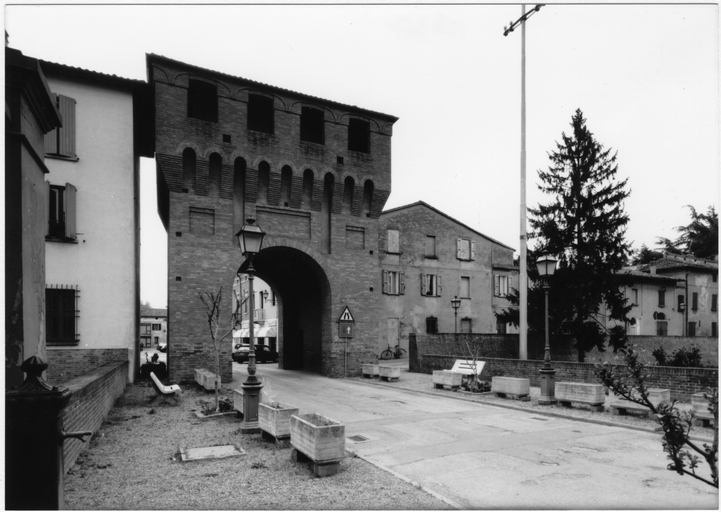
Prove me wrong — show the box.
[653,345,705,368]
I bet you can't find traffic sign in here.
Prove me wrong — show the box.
[337,306,355,323]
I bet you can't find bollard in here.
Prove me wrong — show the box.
[5,356,91,510]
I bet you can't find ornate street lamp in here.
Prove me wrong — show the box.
[236,217,266,433]
[536,254,557,405]
[451,296,462,334]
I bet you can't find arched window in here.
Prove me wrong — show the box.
[233,157,246,237]
[209,153,222,199]
[343,176,355,215]
[302,169,314,209]
[362,179,374,217]
[280,166,293,206]
[182,148,196,193]
[258,161,270,203]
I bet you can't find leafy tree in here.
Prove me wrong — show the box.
[596,345,718,488]
[674,205,718,259]
[631,244,664,265]
[501,109,633,362]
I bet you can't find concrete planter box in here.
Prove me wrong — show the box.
[259,402,300,439]
[378,365,400,381]
[433,370,462,390]
[491,377,530,397]
[290,413,346,463]
[361,364,379,378]
[556,382,605,405]
[691,392,715,427]
[194,369,220,391]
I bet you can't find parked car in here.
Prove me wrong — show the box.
[158,343,167,353]
[232,343,278,364]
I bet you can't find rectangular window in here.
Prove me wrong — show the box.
[656,321,668,336]
[154,336,159,344]
[632,288,638,306]
[421,273,442,297]
[141,323,151,335]
[494,275,509,297]
[460,276,470,299]
[688,322,696,337]
[386,229,400,254]
[678,295,686,311]
[425,235,436,258]
[460,318,472,334]
[46,287,78,346]
[300,106,324,144]
[426,316,438,334]
[248,94,274,134]
[658,289,666,307]
[692,292,698,311]
[382,270,405,295]
[348,118,370,153]
[47,183,77,240]
[456,238,476,261]
[44,94,76,159]
[187,79,218,122]
[713,322,717,337]
[152,323,161,331]
[713,294,718,312]
[496,320,507,334]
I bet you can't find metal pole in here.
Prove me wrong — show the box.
[519,3,528,361]
[241,255,263,433]
[247,259,258,384]
[544,286,550,367]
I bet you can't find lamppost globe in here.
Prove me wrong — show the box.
[535,254,557,278]
[236,217,266,257]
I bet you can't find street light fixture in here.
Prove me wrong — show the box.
[535,253,557,405]
[451,296,461,334]
[236,217,266,433]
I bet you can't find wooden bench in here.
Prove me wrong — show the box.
[149,372,181,403]
[194,368,221,392]
[491,376,530,400]
[610,388,670,417]
[555,382,606,412]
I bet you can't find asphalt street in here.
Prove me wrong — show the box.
[232,362,718,509]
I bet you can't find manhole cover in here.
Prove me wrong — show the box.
[530,417,549,421]
[347,435,370,443]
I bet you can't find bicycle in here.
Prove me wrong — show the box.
[380,344,406,360]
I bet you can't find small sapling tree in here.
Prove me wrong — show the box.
[596,345,718,488]
[461,337,489,392]
[199,286,241,413]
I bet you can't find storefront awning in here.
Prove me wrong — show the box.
[233,326,276,338]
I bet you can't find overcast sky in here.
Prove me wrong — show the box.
[5,2,718,308]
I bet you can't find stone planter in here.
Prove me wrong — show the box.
[259,401,300,439]
[378,365,400,381]
[491,376,530,398]
[290,413,346,463]
[433,370,462,390]
[361,364,379,378]
[692,392,715,427]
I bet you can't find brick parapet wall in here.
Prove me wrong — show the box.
[61,361,128,473]
[410,334,717,402]
[46,348,129,385]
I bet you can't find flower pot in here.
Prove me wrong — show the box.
[259,402,300,439]
[361,364,379,378]
[290,413,345,463]
[378,365,400,381]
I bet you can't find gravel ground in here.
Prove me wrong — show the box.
[63,381,453,510]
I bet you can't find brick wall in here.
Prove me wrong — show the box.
[46,348,129,385]
[410,334,717,401]
[61,361,128,473]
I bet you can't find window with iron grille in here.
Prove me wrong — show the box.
[46,287,79,346]
[187,79,218,122]
[688,322,696,336]
[426,316,438,334]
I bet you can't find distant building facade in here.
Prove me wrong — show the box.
[232,275,278,352]
[140,305,167,349]
[378,201,518,355]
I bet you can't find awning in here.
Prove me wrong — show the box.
[233,326,275,338]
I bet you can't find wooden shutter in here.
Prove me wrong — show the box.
[456,238,462,259]
[399,272,405,294]
[437,275,442,296]
[494,275,500,296]
[58,95,76,158]
[382,270,388,294]
[471,241,476,260]
[65,183,77,240]
[420,274,427,295]
[44,94,59,154]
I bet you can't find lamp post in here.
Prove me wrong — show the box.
[536,254,557,405]
[236,217,266,433]
[504,4,544,361]
[451,296,461,334]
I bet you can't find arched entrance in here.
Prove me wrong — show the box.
[240,246,330,373]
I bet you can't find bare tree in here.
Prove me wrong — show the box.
[461,337,488,392]
[596,345,718,488]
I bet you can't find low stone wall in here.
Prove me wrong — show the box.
[46,348,129,385]
[410,334,717,402]
[61,361,128,473]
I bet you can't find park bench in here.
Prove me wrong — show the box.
[433,360,486,390]
[610,388,670,417]
[149,372,181,403]
[555,382,606,412]
[194,368,221,392]
[692,392,715,428]
[491,376,530,400]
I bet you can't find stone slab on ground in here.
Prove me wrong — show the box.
[179,444,246,462]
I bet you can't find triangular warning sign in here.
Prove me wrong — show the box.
[338,306,355,322]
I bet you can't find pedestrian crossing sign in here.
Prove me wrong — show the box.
[337,306,355,323]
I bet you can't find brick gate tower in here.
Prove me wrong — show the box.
[147,55,397,383]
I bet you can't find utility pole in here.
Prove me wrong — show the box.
[504,4,544,360]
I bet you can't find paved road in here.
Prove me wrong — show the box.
[233,363,718,509]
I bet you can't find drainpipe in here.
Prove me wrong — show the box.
[684,272,689,337]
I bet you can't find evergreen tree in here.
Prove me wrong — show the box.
[674,205,718,259]
[499,109,633,362]
[631,244,664,265]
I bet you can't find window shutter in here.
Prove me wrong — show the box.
[471,241,476,260]
[387,229,399,253]
[44,94,59,154]
[399,272,405,294]
[58,95,76,158]
[437,275,442,296]
[382,270,388,294]
[456,238,462,259]
[494,275,500,296]
[65,183,77,240]
[420,274,427,296]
